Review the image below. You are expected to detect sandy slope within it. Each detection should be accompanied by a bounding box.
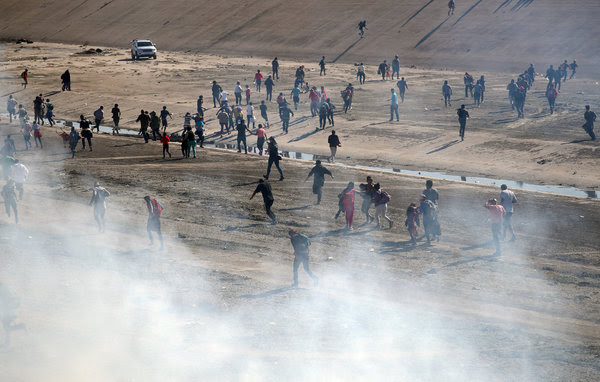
[2,0,600,75]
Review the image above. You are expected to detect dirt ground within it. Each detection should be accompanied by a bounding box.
[1,42,598,190]
[0,42,599,381]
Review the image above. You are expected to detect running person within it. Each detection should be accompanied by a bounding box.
[305,160,333,205]
[89,181,110,232]
[250,179,277,224]
[289,229,318,287]
[111,104,121,135]
[144,196,164,249]
[1,180,18,224]
[264,137,284,181]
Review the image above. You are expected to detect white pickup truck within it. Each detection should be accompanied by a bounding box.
[131,39,157,60]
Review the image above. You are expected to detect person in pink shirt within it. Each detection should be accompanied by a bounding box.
[255,124,267,155]
[254,70,263,92]
[341,182,359,230]
[309,87,320,117]
[484,198,506,255]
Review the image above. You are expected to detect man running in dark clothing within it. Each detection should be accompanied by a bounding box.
[250,179,277,224]
[272,57,279,80]
[144,196,164,249]
[583,105,596,141]
[136,109,151,143]
[289,229,318,287]
[305,160,333,204]
[396,77,408,102]
[358,20,367,37]
[457,104,469,141]
[569,60,578,79]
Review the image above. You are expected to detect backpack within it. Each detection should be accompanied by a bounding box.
[150,199,163,217]
[423,200,437,218]
[380,191,391,204]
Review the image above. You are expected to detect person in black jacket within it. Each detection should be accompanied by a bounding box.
[328,130,341,162]
[457,104,470,141]
[305,160,333,204]
[250,179,277,224]
[289,229,318,287]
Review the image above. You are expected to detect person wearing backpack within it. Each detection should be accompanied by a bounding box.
[305,160,333,205]
[419,194,439,244]
[318,102,330,129]
[289,229,318,287]
[373,183,393,229]
[144,196,164,249]
[45,99,55,127]
[93,106,104,133]
[89,181,110,232]
[546,83,558,114]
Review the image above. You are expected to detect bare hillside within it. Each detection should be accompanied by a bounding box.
[2,0,600,74]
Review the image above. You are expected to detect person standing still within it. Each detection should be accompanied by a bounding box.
[250,179,277,224]
[289,229,318,287]
[319,56,326,76]
[272,57,279,80]
[499,184,517,242]
[457,104,469,141]
[111,104,121,135]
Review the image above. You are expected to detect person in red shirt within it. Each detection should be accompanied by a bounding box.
[254,70,263,92]
[309,87,320,117]
[341,182,359,230]
[484,198,506,255]
[160,134,171,158]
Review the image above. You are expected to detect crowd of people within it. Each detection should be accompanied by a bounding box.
[0,45,591,287]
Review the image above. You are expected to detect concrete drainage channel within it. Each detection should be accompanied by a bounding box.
[2,114,597,199]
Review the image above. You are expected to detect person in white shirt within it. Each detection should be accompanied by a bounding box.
[89,181,110,232]
[499,184,517,241]
[234,81,243,105]
[246,102,256,129]
[219,91,228,107]
[11,160,28,200]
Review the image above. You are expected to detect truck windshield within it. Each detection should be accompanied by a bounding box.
[137,42,153,47]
